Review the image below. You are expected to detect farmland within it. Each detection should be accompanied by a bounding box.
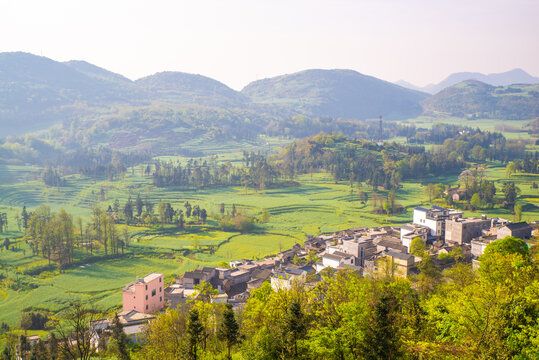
[0,129,538,328]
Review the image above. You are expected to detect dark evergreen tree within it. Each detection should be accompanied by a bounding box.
[21,206,29,230]
[200,209,207,224]
[187,309,204,360]
[123,197,133,224]
[361,290,402,360]
[218,304,240,360]
[282,301,306,358]
[185,201,192,218]
[110,313,130,360]
[135,194,143,217]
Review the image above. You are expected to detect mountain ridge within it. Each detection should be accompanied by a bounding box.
[422,79,539,119]
[398,68,539,94]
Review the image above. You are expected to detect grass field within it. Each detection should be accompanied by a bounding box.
[0,132,538,328]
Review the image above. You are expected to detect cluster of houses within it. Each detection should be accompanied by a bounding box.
[91,205,536,345]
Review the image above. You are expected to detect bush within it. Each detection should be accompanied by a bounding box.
[219,215,255,233]
[20,312,49,330]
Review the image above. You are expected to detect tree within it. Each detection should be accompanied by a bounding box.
[218,304,240,360]
[502,182,520,209]
[514,203,522,222]
[113,199,120,213]
[135,194,144,217]
[410,237,426,255]
[139,309,189,360]
[282,300,306,358]
[200,209,207,224]
[187,309,204,360]
[56,300,97,360]
[360,289,402,360]
[185,201,192,218]
[110,313,130,360]
[220,203,225,215]
[123,197,133,225]
[470,193,481,210]
[21,206,29,230]
[425,183,435,202]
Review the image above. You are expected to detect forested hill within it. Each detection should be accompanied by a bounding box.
[241,69,429,119]
[135,71,248,108]
[0,52,144,134]
[0,53,430,136]
[422,80,539,119]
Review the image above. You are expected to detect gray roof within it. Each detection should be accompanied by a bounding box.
[415,207,429,212]
[505,222,532,231]
[324,253,346,262]
[431,205,446,211]
[385,251,413,260]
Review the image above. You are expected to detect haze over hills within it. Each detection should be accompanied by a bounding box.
[0,53,430,136]
[422,79,539,119]
[241,69,429,119]
[135,71,248,108]
[397,68,539,94]
[1,52,539,139]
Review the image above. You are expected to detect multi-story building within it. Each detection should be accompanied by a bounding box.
[400,223,430,250]
[445,216,491,245]
[413,206,462,239]
[122,273,164,314]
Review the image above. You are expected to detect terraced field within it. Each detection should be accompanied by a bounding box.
[0,150,538,328]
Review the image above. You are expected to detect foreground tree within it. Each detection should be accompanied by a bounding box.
[56,300,97,360]
[110,313,130,360]
[187,309,204,360]
[218,304,240,360]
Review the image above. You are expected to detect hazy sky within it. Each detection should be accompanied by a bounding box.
[1,0,538,90]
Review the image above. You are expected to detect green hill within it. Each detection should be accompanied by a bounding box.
[135,71,248,108]
[241,69,429,120]
[421,80,539,119]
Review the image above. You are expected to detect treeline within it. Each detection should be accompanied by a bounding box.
[25,206,76,266]
[104,196,210,229]
[42,167,66,187]
[506,153,539,175]
[152,155,287,190]
[265,114,416,140]
[55,147,152,180]
[132,236,537,360]
[274,133,464,190]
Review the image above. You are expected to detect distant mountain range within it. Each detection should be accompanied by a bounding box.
[397,68,539,94]
[422,80,539,119]
[0,52,538,137]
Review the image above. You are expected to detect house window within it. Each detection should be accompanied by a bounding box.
[152,289,156,297]
[146,295,148,300]
[160,296,162,302]
[160,287,162,292]
[146,305,148,310]
[145,285,148,290]
[159,277,162,283]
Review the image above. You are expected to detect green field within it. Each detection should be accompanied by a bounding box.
[1,132,538,328]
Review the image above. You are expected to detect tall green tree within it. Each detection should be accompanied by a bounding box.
[187,309,204,360]
[218,304,240,360]
[110,313,130,360]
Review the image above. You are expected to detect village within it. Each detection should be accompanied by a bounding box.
[88,205,536,345]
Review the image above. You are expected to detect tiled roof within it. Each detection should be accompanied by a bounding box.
[505,222,531,231]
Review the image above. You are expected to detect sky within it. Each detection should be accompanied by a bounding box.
[1,0,538,90]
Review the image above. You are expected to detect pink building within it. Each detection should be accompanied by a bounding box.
[122,273,164,314]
